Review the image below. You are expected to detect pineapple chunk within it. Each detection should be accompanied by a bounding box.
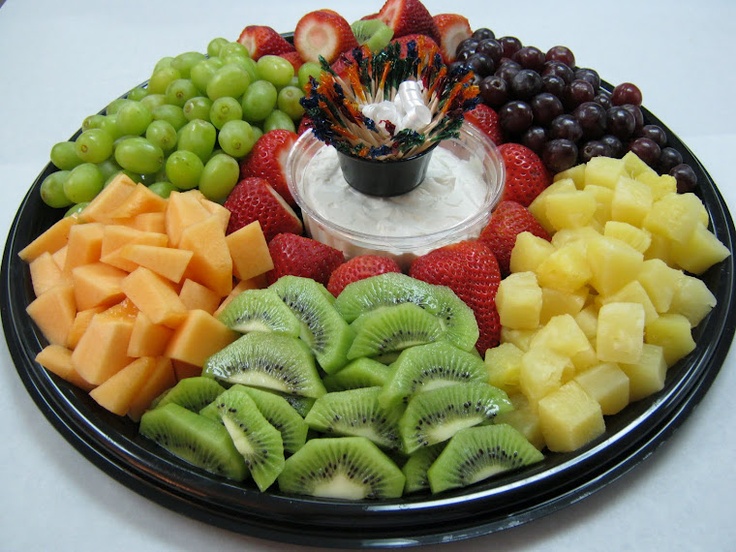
[519,347,572,404]
[644,232,673,265]
[596,302,645,364]
[585,184,614,227]
[509,231,556,274]
[596,280,659,325]
[553,163,586,188]
[530,314,593,359]
[540,286,589,324]
[587,236,644,296]
[500,327,538,351]
[584,156,627,189]
[574,304,599,342]
[645,314,696,367]
[551,225,601,248]
[528,178,577,233]
[619,343,667,401]
[642,192,707,243]
[622,150,658,180]
[669,274,717,327]
[485,342,525,394]
[670,223,730,275]
[574,362,630,415]
[538,380,605,452]
[636,171,677,200]
[637,258,683,313]
[603,221,652,253]
[536,241,592,293]
[496,272,542,330]
[545,189,598,230]
[495,393,545,450]
[611,176,653,227]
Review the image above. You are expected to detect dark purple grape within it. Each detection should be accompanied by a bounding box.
[530,92,564,125]
[670,163,698,193]
[512,46,546,72]
[572,101,607,139]
[477,38,504,64]
[479,75,509,108]
[580,140,613,163]
[472,28,495,41]
[629,137,662,167]
[564,79,596,109]
[611,82,642,106]
[543,138,579,172]
[541,74,566,98]
[638,124,668,147]
[521,126,547,154]
[495,59,522,83]
[456,49,475,62]
[498,100,534,135]
[549,114,583,142]
[593,91,612,110]
[456,38,479,57]
[606,106,637,139]
[658,146,684,174]
[600,134,625,158]
[545,45,576,68]
[510,69,543,100]
[466,53,495,78]
[574,68,601,91]
[620,104,644,131]
[541,60,575,84]
[498,36,522,59]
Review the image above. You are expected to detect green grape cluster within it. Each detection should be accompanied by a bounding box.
[41,37,320,212]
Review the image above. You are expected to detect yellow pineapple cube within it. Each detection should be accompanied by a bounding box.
[636,171,677,201]
[637,258,683,313]
[603,220,652,253]
[495,393,545,450]
[540,285,589,324]
[584,156,627,189]
[619,343,667,401]
[585,184,614,227]
[536,241,592,293]
[509,231,556,274]
[574,362,630,415]
[670,223,730,275]
[538,380,605,452]
[574,304,599,341]
[669,274,717,327]
[530,314,593,359]
[642,192,708,243]
[645,314,696,367]
[528,178,577,233]
[484,342,524,396]
[550,225,601,248]
[596,302,645,364]
[596,280,659,325]
[611,176,653,227]
[622,150,658,180]
[553,163,586,188]
[571,346,600,373]
[644,232,673,265]
[545,189,598,230]
[519,347,572,404]
[500,327,538,351]
[587,236,644,296]
[496,272,542,330]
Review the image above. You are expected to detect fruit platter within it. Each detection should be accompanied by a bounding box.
[2,0,735,549]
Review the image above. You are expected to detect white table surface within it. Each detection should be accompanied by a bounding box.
[2,1,735,550]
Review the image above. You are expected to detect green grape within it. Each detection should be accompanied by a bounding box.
[116,101,153,136]
[256,55,295,88]
[64,163,104,203]
[206,63,251,100]
[207,37,229,58]
[114,137,164,175]
[217,119,257,158]
[198,153,239,201]
[263,109,296,133]
[153,56,175,73]
[65,202,89,218]
[209,96,242,129]
[83,113,121,139]
[106,97,131,115]
[152,104,188,130]
[183,96,213,122]
[251,125,263,143]
[148,66,182,95]
[240,56,260,83]
[50,141,83,170]
[75,128,114,163]
[218,41,249,59]
[297,61,322,90]
[95,157,122,181]
[177,118,216,161]
[241,80,278,123]
[147,181,178,198]
[171,51,207,79]
[165,150,204,190]
[165,78,199,107]
[145,119,178,153]
[127,86,148,101]
[140,93,167,112]
[190,57,223,93]
[277,85,305,120]
[40,170,72,208]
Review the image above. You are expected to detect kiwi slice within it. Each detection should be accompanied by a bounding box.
[351,18,394,53]
[139,402,247,481]
[323,357,393,391]
[304,387,404,451]
[429,285,480,351]
[379,341,489,408]
[270,275,354,374]
[402,442,446,494]
[151,376,226,413]
[217,288,301,336]
[399,382,513,454]
[348,302,444,360]
[205,384,285,491]
[426,424,545,494]
[277,436,406,500]
[202,332,326,398]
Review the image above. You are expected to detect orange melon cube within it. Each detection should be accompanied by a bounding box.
[89,356,160,416]
[67,306,106,349]
[18,215,79,262]
[127,356,177,421]
[226,220,274,281]
[198,196,231,232]
[107,183,168,220]
[29,251,65,296]
[26,283,76,346]
[172,359,203,381]
[165,309,239,367]
[165,191,211,247]
[35,344,94,391]
[179,214,233,298]
[178,278,221,314]
[79,173,137,224]
[119,243,193,283]
[71,262,128,311]
[71,311,135,385]
[99,225,169,272]
[129,211,167,234]
[121,266,188,328]
[127,311,175,357]
[62,222,105,276]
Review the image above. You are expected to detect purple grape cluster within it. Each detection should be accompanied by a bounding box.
[451,28,697,192]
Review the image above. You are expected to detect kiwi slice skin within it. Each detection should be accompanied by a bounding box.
[217,288,301,337]
[139,402,247,481]
[240,386,309,454]
[323,357,392,392]
[426,424,544,494]
[277,436,406,500]
[402,442,446,494]
[351,18,394,52]
[151,376,226,413]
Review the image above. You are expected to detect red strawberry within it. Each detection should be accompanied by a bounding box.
[266,233,345,286]
[326,255,402,297]
[281,50,304,71]
[239,129,299,207]
[478,200,551,276]
[294,10,359,64]
[378,0,440,43]
[297,115,314,135]
[432,13,472,63]
[223,177,303,242]
[409,240,502,353]
[237,25,296,60]
[464,103,504,146]
[498,143,552,207]
[330,47,360,77]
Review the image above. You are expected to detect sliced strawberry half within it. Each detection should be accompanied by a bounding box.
[432,13,472,63]
[326,254,402,297]
[377,0,440,43]
[266,233,346,286]
[239,129,299,207]
[237,25,296,60]
[465,103,504,146]
[294,10,359,64]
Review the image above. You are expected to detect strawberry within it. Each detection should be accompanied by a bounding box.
[478,200,551,276]
[409,240,502,353]
[498,142,552,207]
[464,103,504,146]
[294,10,359,64]
[237,25,296,60]
[281,50,304,71]
[297,115,314,135]
[239,129,299,207]
[266,233,345,286]
[223,177,303,242]
[377,0,440,43]
[326,255,402,297]
[432,13,472,63]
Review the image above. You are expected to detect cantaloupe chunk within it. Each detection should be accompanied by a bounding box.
[119,243,193,283]
[127,357,177,421]
[121,266,188,328]
[198,195,231,232]
[89,356,160,415]
[35,344,94,391]
[71,262,128,311]
[26,283,76,346]
[178,214,233,297]
[67,306,105,349]
[79,173,137,223]
[226,220,274,281]
[127,311,175,357]
[18,215,79,262]
[52,244,67,270]
[165,309,239,367]
[178,278,221,314]
[71,311,135,385]
[29,251,65,296]
[172,359,203,381]
[62,222,105,276]
[99,225,169,272]
[165,190,211,247]
[127,211,166,234]
[107,183,168,220]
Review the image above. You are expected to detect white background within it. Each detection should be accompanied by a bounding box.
[1,1,735,550]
